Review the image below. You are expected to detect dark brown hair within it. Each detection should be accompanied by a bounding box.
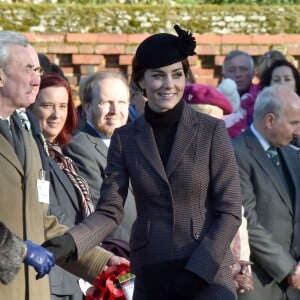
[260,59,300,96]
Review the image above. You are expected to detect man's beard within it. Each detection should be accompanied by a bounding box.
[97,123,115,138]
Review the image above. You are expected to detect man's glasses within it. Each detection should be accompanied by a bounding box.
[24,65,44,76]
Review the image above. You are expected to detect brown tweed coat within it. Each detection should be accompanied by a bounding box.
[69,103,242,300]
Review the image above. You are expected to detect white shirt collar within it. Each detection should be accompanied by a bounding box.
[250,123,271,152]
[86,120,110,147]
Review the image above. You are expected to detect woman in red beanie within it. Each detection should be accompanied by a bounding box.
[43,25,242,300]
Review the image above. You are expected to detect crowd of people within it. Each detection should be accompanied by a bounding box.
[1,25,300,300]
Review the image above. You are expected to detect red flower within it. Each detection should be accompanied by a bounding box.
[86,264,131,300]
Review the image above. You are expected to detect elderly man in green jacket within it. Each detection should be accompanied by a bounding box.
[0,31,128,300]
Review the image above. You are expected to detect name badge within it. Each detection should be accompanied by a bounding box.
[37,169,50,204]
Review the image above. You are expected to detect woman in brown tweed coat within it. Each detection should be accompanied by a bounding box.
[45,25,242,300]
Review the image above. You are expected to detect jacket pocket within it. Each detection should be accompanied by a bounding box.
[130,219,151,251]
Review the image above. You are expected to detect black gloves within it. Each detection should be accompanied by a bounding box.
[42,233,76,263]
[164,269,207,299]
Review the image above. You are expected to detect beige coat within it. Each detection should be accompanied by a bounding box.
[0,122,112,300]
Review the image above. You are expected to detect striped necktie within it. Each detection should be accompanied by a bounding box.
[267,146,280,167]
[18,111,32,134]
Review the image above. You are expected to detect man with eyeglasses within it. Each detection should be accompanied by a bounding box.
[221,50,261,138]
[0,30,55,300]
[0,31,128,300]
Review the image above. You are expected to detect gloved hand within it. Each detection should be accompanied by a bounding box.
[42,233,76,263]
[24,240,55,279]
[164,269,207,299]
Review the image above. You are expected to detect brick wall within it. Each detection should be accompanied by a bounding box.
[24,32,300,87]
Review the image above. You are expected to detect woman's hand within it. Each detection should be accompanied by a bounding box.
[103,255,130,272]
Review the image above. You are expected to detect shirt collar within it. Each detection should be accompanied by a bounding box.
[0,115,11,124]
[250,123,271,152]
[86,119,110,147]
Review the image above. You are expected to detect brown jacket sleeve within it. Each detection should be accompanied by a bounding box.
[43,210,113,283]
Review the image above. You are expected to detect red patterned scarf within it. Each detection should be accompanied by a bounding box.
[47,141,95,217]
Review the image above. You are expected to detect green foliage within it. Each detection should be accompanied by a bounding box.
[1,3,300,34]
[13,0,300,3]
[26,0,300,3]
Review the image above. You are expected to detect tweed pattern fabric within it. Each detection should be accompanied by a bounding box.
[63,122,136,243]
[69,103,242,299]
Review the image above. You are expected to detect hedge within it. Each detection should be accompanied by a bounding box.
[0,3,300,34]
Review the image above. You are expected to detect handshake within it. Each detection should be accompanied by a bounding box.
[24,240,55,280]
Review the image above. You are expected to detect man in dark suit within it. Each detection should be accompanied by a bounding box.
[63,70,136,245]
[0,30,128,300]
[233,84,300,299]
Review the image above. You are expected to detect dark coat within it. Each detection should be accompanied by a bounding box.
[69,104,242,300]
[233,128,300,300]
[27,110,83,299]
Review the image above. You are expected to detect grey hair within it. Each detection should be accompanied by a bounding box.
[0,31,28,68]
[223,50,254,73]
[83,70,129,106]
[253,85,283,121]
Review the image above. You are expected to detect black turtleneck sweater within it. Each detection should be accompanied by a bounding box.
[144,100,183,168]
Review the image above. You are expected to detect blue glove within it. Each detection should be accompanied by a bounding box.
[24,240,55,279]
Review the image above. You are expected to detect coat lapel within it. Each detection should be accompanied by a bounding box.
[0,132,24,175]
[23,130,40,180]
[135,117,168,183]
[82,123,108,159]
[166,105,197,177]
[48,158,81,212]
[91,136,108,159]
[245,131,293,213]
[134,105,198,182]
